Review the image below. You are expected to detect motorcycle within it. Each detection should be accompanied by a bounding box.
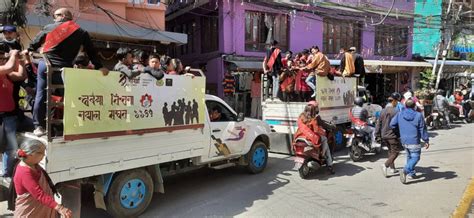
[292,120,336,179]
[465,99,474,123]
[425,109,452,130]
[345,117,381,162]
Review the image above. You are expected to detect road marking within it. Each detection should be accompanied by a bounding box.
[452,177,474,218]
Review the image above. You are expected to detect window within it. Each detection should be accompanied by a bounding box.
[245,11,288,52]
[375,25,409,57]
[323,19,361,55]
[180,22,196,55]
[169,21,196,56]
[201,12,219,53]
[205,101,236,122]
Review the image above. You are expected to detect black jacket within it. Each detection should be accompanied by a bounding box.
[354,53,365,77]
[266,47,282,76]
[375,104,400,139]
[28,22,103,69]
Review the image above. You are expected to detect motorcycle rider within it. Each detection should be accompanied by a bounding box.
[350,97,378,150]
[433,89,451,128]
[294,100,336,174]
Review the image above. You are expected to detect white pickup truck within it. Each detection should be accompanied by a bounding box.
[3,66,272,217]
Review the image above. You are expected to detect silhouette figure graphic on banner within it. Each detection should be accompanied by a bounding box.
[163,98,200,126]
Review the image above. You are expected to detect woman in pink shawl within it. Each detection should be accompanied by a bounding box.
[12,140,72,218]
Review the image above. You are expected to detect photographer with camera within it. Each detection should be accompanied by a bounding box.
[1,25,36,132]
[0,44,26,183]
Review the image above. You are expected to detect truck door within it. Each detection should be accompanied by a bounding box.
[206,100,246,158]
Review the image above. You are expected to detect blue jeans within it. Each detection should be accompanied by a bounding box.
[33,60,48,129]
[1,115,18,177]
[33,60,64,129]
[404,147,421,176]
[272,75,279,99]
[305,75,316,91]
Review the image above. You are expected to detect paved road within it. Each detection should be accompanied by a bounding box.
[1,123,473,217]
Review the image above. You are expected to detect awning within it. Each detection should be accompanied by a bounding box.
[425,60,474,67]
[328,59,432,67]
[226,60,263,71]
[26,14,187,44]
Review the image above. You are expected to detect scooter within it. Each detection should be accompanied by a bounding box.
[345,118,381,162]
[292,138,328,179]
[292,121,335,179]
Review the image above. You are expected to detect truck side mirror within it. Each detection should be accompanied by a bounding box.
[237,112,245,122]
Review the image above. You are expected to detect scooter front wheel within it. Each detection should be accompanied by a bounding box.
[298,160,311,179]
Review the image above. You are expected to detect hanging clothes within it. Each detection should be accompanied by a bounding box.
[223,72,235,96]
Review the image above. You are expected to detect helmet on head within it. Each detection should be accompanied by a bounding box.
[437,89,446,96]
[354,97,364,107]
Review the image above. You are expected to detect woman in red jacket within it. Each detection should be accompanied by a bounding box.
[294,101,335,174]
[12,140,72,218]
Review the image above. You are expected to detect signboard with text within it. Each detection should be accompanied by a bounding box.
[316,77,357,108]
[63,68,206,140]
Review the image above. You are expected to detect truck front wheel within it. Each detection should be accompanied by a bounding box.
[106,169,154,218]
[246,141,268,174]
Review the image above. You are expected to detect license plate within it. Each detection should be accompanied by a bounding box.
[432,112,438,116]
[294,156,305,163]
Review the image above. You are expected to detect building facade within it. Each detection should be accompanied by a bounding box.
[19,0,186,68]
[167,0,418,104]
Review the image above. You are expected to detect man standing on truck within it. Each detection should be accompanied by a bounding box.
[26,7,108,136]
[339,47,355,77]
[349,47,365,84]
[375,92,403,177]
[304,46,330,98]
[262,40,282,100]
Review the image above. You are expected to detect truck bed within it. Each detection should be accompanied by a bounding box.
[27,128,208,184]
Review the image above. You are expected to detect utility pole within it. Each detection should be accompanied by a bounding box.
[434,0,456,90]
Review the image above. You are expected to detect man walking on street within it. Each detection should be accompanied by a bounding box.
[390,99,430,184]
[375,92,403,177]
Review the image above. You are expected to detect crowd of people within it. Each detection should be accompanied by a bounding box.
[0,6,197,217]
[262,40,365,102]
[295,91,430,183]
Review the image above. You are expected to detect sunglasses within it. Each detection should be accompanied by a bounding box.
[54,13,64,18]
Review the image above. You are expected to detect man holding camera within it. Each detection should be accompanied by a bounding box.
[0,44,26,182]
[25,8,108,136]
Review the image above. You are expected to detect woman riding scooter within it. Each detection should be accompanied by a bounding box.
[294,100,336,175]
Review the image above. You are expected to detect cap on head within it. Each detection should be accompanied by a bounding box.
[2,25,17,33]
[388,92,401,101]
